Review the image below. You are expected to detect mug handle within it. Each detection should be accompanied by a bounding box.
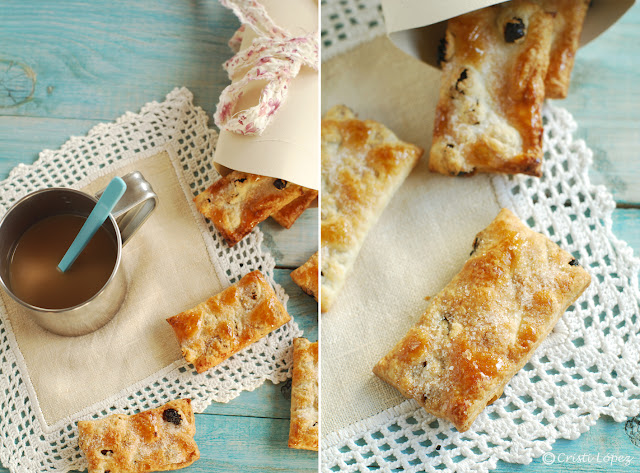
[95,171,158,246]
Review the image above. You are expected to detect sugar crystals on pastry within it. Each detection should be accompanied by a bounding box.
[430,0,554,177]
[194,171,306,246]
[288,337,319,451]
[77,398,199,473]
[321,105,423,312]
[167,270,291,373]
[374,208,591,432]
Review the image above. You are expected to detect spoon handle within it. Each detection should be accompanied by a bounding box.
[57,177,127,273]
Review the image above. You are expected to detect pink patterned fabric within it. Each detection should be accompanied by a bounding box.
[215,0,318,135]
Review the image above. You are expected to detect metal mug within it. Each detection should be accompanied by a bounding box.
[0,171,158,336]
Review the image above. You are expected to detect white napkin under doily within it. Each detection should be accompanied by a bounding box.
[0,88,302,473]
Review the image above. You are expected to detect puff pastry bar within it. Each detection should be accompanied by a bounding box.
[430,1,554,177]
[166,270,291,373]
[321,105,423,312]
[537,0,589,99]
[194,171,305,246]
[288,338,319,451]
[291,252,319,301]
[374,208,591,432]
[272,188,318,229]
[77,398,199,473]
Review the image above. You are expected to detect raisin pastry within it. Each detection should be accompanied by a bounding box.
[430,0,554,177]
[321,105,423,312]
[166,270,291,373]
[537,0,590,99]
[288,338,319,451]
[194,171,306,246]
[374,208,591,432]
[77,399,199,473]
[272,188,318,229]
[290,252,319,301]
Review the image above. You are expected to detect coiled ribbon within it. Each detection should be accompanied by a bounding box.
[215,0,319,135]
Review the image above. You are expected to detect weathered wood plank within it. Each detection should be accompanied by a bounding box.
[261,209,319,269]
[611,208,640,256]
[0,116,102,180]
[563,8,640,204]
[190,415,317,472]
[0,0,238,121]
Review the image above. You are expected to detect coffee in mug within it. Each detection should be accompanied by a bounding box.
[0,171,158,336]
[9,214,118,310]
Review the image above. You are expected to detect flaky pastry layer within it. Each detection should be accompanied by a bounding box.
[321,105,423,312]
[288,338,319,451]
[374,208,591,432]
[291,252,319,302]
[77,399,199,473]
[194,171,305,246]
[167,271,291,373]
[430,0,554,177]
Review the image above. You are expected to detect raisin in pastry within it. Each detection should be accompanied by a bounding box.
[77,399,199,473]
[194,171,306,246]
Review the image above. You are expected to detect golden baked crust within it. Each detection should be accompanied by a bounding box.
[291,252,319,301]
[272,188,318,229]
[77,399,199,473]
[373,208,591,432]
[430,1,554,177]
[194,171,305,246]
[166,271,291,373]
[538,0,589,99]
[321,105,423,312]
[288,338,319,451]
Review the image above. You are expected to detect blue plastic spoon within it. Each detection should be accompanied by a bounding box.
[57,177,127,273]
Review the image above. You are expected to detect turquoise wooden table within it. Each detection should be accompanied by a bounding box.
[0,1,317,472]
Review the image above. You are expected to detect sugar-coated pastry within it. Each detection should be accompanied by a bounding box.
[321,105,423,312]
[374,208,591,432]
[272,188,318,229]
[537,0,589,99]
[430,0,554,177]
[194,171,305,246]
[167,271,291,373]
[288,338,319,451]
[77,399,199,473]
[291,252,319,302]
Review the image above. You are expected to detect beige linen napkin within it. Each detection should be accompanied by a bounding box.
[321,37,502,436]
[0,151,224,425]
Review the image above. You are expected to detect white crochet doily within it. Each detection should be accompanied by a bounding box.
[321,0,385,62]
[321,2,640,472]
[0,87,303,473]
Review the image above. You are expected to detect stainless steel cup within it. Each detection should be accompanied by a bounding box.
[0,172,158,336]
